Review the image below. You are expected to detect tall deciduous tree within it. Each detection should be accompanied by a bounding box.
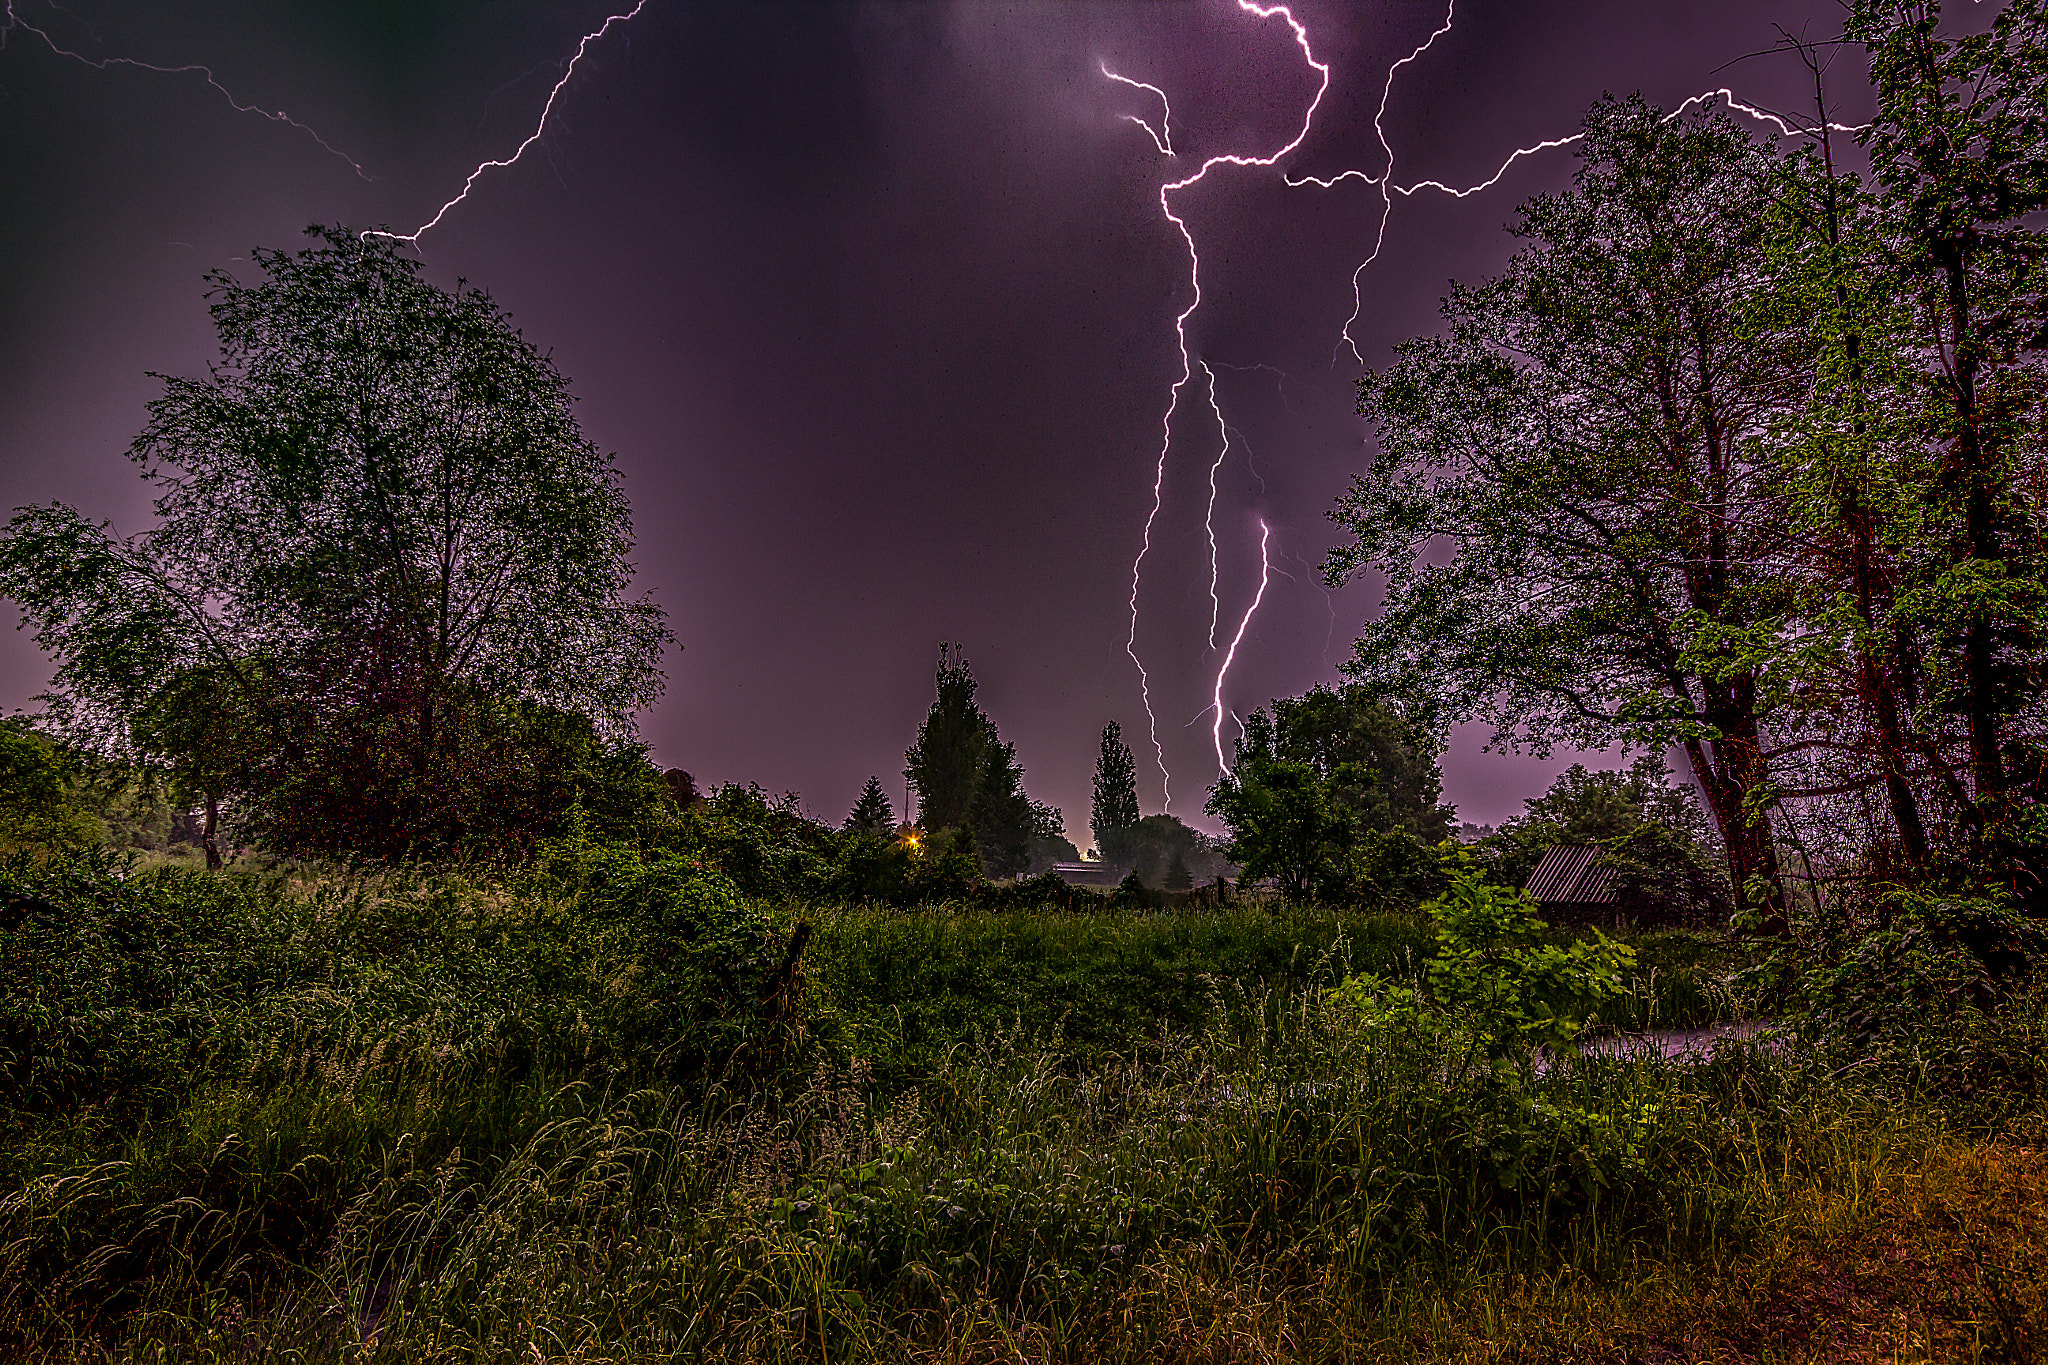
[1853,0,2048,866]
[1091,721,1141,862]
[1261,685,1454,844]
[1328,98,1816,933]
[1207,711,1355,900]
[0,227,671,857]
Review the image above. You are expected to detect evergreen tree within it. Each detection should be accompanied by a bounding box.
[1163,849,1194,892]
[969,738,1034,878]
[1091,721,1141,862]
[903,645,994,833]
[901,644,1042,876]
[844,775,896,837]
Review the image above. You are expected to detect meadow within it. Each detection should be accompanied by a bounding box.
[4,846,2044,1363]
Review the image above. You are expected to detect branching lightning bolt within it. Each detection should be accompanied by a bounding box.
[366,0,649,245]
[1111,5,1871,802]
[1284,0,1457,365]
[1211,518,1271,775]
[1116,0,1327,815]
[1100,61,1175,156]
[1,0,369,179]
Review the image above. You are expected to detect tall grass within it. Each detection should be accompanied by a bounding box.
[1,853,2038,1361]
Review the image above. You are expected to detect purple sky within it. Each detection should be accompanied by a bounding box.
[0,0,1873,846]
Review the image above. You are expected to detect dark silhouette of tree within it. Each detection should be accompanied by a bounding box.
[0,227,670,860]
[969,739,1034,878]
[1091,721,1141,863]
[844,775,896,837]
[1163,849,1194,892]
[904,645,993,834]
[902,645,1040,877]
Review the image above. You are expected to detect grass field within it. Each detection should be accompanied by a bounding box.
[2,852,2042,1361]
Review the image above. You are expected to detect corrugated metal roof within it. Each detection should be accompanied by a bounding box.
[1523,844,1617,905]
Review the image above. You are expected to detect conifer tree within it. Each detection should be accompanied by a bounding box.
[903,645,993,833]
[844,775,895,837]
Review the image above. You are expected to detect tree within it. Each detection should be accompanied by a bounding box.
[1476,755,1730,925]
[904,645,993,834]
[844,775,896,837]
[902,645,1041,877]
[0,227,671,859]
[1850,0,2048,881]
[1329,98,1816,934]
[1091,721,1141,862]
[1026,799,1078,875]
[1263,684,1454,843]
[968,737,1034,878]
[0,722,100,853]
[1207,714,1354,900]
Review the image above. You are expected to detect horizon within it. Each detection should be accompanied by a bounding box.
[0,0,1875,843]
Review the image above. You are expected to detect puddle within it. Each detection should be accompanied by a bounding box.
[1578,1020,1768,1062]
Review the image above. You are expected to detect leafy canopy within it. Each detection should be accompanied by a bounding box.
[0,227,671,857]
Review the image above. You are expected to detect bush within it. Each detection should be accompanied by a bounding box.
[1334,862,1635,1058]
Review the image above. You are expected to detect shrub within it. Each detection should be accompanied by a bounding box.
[1334,862,1635,1058]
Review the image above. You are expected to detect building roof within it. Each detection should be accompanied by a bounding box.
[1523,844,1617,905]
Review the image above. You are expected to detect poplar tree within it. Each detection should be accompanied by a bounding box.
[1091,721,1141,861]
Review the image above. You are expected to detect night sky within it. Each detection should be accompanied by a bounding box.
[0,0,1871,846]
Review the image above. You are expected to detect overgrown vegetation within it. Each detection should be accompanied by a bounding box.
[5,4,2048,1356]
[1,843,2041,1362]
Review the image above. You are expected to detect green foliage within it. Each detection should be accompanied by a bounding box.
[0,227,670,862]
[1208,692,1453,904]
[1330,95,1813,928]
[0,723,101,853]
[928,825,983,898]
[1335,863,1636,1057]
[1475,756,1731,926]
[967,737,1033,878]
[902,647,1039,878]
[1209,755,1349,899]
[7,852,1947,1361]
[1266,683,1454,843]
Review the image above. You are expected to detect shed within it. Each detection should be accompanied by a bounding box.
[1053,861,1121,889]
[1522,844,1618,918]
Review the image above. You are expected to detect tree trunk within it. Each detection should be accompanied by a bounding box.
[202,793,223,871]
[1685,689,1786,938]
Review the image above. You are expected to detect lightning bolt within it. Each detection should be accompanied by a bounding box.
[366,1,649,245]
[1199,359,1232,649]
[1117,0,1328,815]
[1100,61,1175,156]
[1,0,369,179]
[1286,0,1457,365]
[1211,518,1271,775]
[1112,4,1877,802]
